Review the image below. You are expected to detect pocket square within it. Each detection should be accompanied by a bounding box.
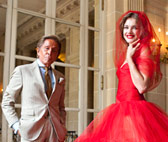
[58,77,64,84]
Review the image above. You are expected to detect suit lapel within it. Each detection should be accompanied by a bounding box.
[32,60,48,100]
[52,69,58,94]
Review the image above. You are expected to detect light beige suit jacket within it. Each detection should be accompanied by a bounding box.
[1,60,66,141]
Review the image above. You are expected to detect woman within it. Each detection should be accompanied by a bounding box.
[75,11,168,142]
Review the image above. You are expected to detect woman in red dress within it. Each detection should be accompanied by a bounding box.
[75,11,168,142]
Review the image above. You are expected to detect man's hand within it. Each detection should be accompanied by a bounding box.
[17,130,21,136]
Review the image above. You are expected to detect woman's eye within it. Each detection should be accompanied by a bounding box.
[132,26,138,29]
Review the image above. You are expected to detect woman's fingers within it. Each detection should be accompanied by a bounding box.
[131,38,140,46]
[134,42,140,50]
[127,40,140,58]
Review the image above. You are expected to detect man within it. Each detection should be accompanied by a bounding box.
[1,35,66,142]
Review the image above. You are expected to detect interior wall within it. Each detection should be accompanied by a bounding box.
[144,0,168,112]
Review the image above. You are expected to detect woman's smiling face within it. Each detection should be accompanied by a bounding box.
[123,18,141,44]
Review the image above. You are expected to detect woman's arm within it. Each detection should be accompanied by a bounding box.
[126,39,150,94]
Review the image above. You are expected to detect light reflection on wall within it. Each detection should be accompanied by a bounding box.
[58,53,65,62]
[0,88,3,94]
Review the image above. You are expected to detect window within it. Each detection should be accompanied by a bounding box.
[0,0,104,141]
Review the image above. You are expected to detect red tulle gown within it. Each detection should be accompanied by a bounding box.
[75,63,168,142]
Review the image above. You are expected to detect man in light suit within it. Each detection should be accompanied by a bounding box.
[1,35,66,142]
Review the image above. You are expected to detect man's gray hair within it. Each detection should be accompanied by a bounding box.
[37,35,61,54]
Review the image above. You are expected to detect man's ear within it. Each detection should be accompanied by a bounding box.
[36,47,39,53]
[36,47,40,58]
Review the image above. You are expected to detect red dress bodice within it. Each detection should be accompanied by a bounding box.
[116,63,145,102]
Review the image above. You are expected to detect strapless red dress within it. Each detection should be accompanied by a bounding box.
[75,63,168,142]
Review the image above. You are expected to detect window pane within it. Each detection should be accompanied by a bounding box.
[56,22,80,65]
[16,12,45,58]
[56,0,80,23]
[87,112,98,125]
[0,7,6,53]
[65,67,79,108]
[66,111,78,141]
[88,30,99,68]
[18,0,46,14]
[88,0,100,28]
[0,0,7,5]
[55,66,79,108]
[87,70,99,109]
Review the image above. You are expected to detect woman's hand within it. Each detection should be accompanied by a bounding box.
[126,39,140,60]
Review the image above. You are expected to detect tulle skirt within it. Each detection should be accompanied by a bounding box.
[75,100,168,142]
